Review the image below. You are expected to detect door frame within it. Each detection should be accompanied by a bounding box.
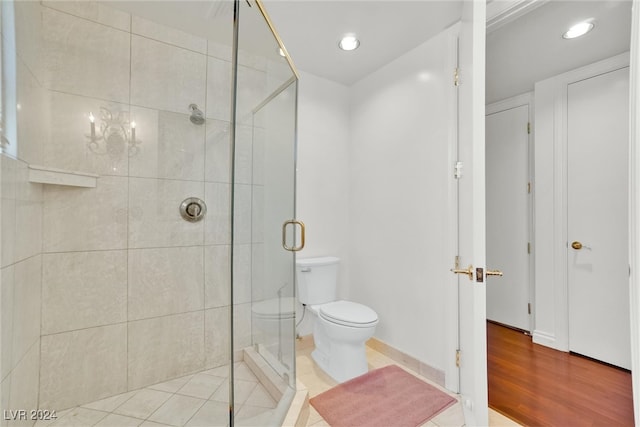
[629,0,640,422]
[532,52,629,351]
[485,92,534,333]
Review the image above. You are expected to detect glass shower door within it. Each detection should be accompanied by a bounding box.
[231,0,299,425]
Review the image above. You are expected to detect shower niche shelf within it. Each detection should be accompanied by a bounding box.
[28,164,98,188]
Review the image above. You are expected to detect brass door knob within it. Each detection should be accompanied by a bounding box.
[451,264,474,281]
[571,241,583,250]
[487,269,503,277]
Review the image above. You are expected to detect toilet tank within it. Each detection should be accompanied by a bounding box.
[296,257,339,305]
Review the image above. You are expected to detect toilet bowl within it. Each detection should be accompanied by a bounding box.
[309,300,378,383]
[251,296,297,339]
[251,297,298,370]
[296,257,379,383]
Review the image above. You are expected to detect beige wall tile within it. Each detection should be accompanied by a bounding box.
[42,250,127,335]
[204,183,231,245]
[204,119,231,184]
[204,245,230,309]
[205,307,230,369]
[128,178,204,249]
[1,155,17,268]
[233,244,251,305]
[1,266,14,380]
[251,244,265,302]
[251,186,264,244]
[205,56,232,122]
[39,324,127,410]
[128,247,204,320]
[14,162,42,263]
[236,65,267,126]
[7,342,40,427]
[43,176,128,252]
[128,312,205,390]
[131,36,206,114]
[42,8,130,103]
[234,125,253,185]
[41,1,130,31]
[14,1,44,84]
[16,59,47,167]
[132,16,206,54]
[128,108,206,181]
[45,91,130,176]
[12,256,41,366]
[1,375,10,427]
[207,41,232,62]
[232,184,251,245]
[233,303,252,351]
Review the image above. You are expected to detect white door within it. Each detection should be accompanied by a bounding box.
[486,104,530,331]
[453,1,488,424]
[567,66,631,370]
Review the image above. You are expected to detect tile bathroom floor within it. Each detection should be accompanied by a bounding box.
[296,340,522,427]
[34,362,277,427]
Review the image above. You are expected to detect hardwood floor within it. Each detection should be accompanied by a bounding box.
[487,321,634,426]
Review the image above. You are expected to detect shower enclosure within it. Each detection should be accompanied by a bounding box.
[0,0,300,426]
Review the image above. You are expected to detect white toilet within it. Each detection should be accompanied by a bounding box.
[296,256,379,383]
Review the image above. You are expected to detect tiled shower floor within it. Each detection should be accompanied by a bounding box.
[34,362,278,427]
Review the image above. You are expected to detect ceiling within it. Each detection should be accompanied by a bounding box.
[486,0,632,104]
[110,0,632,99]
[263,1,463,86]
[264,0,632,97]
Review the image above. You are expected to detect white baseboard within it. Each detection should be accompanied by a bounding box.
[532,330,557,349]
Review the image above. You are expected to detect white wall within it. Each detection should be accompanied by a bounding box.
[348,28,455,372]
[296,71,350,297]
[296,28,456,373]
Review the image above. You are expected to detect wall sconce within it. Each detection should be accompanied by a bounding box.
[86,107,141,158]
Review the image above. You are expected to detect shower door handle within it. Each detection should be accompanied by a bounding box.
[282,220,305,252]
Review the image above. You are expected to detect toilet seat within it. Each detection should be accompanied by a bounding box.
[318,300,378,328]
[251,297,297,319]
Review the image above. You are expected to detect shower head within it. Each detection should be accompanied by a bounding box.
[189,104,205,125]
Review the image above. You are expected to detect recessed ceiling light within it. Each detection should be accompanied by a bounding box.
[339,35,360,51]
[562,21,595,39]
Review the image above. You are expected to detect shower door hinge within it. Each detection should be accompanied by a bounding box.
[528,303,532,315]
[527,242,531,254]
[527,122,531,134]
[455,349,461,367]
[454,68,460,86]
[454,161,463,179]
[527,182,531,194]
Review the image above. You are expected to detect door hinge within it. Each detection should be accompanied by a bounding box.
[454,68,460,86]
[454,161,463,179]
[455,349,461,367]
[527,242,531,254]
[528,303,532,315]
[527,182,531,194]
[527,122,531,134]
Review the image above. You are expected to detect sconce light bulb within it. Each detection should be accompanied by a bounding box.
[89,112,95,123]
[131,121,136,129]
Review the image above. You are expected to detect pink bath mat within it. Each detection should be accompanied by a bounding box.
[309,365,457,427]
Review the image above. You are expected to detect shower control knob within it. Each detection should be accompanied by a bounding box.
[180,197,207,222]
[186,203,201,217]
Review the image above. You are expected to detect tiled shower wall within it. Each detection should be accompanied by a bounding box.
[1,1,47,425]
[2,0,270,417]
